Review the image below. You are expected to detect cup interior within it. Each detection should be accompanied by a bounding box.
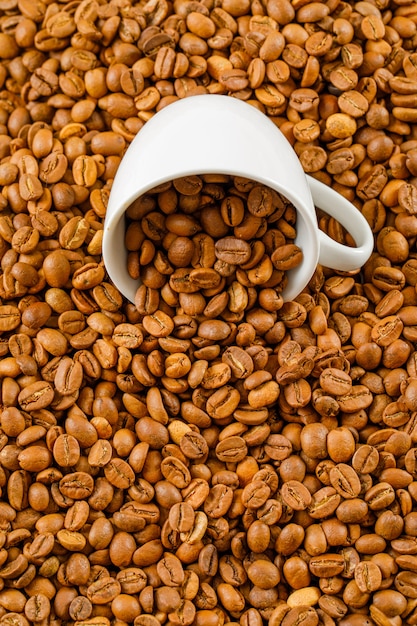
[103,172,320,304]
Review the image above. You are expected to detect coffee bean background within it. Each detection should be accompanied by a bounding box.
[0,0,417,625]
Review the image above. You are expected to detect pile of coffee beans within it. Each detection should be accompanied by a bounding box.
[1,0,417,624]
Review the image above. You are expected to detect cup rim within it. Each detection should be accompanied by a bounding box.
[104,167,319,230]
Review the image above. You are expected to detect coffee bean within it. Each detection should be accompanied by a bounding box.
[169,502,195,532]
[24,593,50,622]
[271,244,303,271]
[104,458,135,489]
[215,236,252,265]
[87,576,121,605]
[59,472,94,499]
[53,433,80,467]
[241,480,270,509]
[157,553,185,586]
[180,431,208,460]
[18,381,54,411]
[329,464,361,499]
[281,479,312,510]
[355,561,382,593]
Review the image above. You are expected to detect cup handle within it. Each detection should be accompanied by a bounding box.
[306,175,374,271]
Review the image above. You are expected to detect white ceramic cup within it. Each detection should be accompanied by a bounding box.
[103,94,374,302]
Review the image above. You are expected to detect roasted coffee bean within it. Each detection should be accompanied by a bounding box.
[329,464,361,499]
[355,561,382,593]
[281,479,312,510]
[215,436,248,462]
[59,472,94,499]
[169,502,195,532]
[215,236,252,265]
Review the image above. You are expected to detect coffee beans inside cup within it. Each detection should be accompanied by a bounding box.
[125,175,303,314]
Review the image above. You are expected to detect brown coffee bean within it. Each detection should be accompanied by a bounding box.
[338,90,369,118]
[39,152,68,183]
[69,596,93,621]
[320,368,352,395]
[361,15,385,40]
[247,559,280,589]
[265,434,292,460]
[168,502,195,532]
[161,456,191,488]
[215,237,252,265]
[143,310,175,338]
[24,593,50,621]
[241,480,271,509]
[18,381,54,411]
[309,553,345,577]
[91,131,126,156]
[355,561,382,593]
[271,244,303,271]
[336,385,373,413]
[65,501,90,532]
[371,315,403,346]
[0,305,21,331]
[72,263,106,290]
[308,486,341,519]
[10,261,39,287]
[326,427,356,463]
[59,472,94,499]
[215,436,248,462]
[87,576,121,605]
[203,484,233,518]
[54,358,83,396]
[104,458,135,489]
[281,479,312,510]
[53,433,80,467]
[352,444,379,474]
[59,216,89,250]
[157,553,185,586]
[281,607,318,626]
[329,464,361,499]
